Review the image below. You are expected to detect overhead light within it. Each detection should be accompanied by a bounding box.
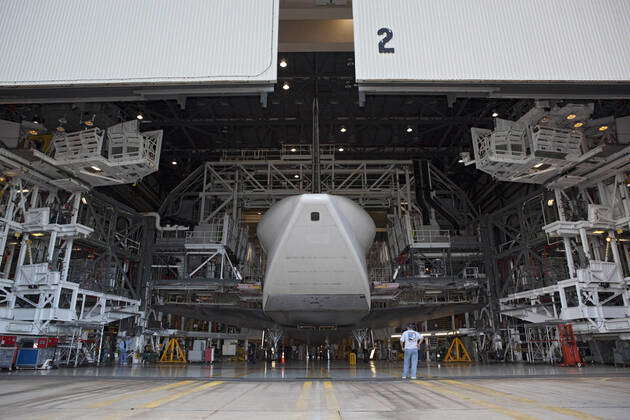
[338,147,344,152]
[391,334,402,339]
[290,147,297,152]
[598,125,609,132]
[279,58,288,68]
[0,177,5,182]
[31,233,45,237]
[573,122,584,128]
[406,126,413,133]
[171,161,178,166]
[458,159,465,163]
[32,117,39,124]
[282,82,290,90]
[17,189,29,193]
[294,174,300,179]
[593,230,606,234]
[547,199,555,207]
[533,162,544,168]
[8,242,18,246]
[90,165,102,172]
[257,212,262,215]
[606,237,612,243]
[83,120,94,127]
[566,114,577,120]
[492,112,499,118]
[27,129,38,135]
[339,126,347,133]
[56,126,65,132]
[81,197,87,205]
[136,113,144,120]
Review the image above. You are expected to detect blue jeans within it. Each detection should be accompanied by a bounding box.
[403,348,418,378]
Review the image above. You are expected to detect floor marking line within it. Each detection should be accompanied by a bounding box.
[140,381,223,409]
[441,379,604,420]
[295,381,312,410]
[87,380,193,408]
[413,380,540,420]
[323,381,342,419]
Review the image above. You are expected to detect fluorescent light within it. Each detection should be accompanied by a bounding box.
[290,148,297,152]
[566,114,577,120]
[593,230,606,234]
[31,233,44,237]
[391,334,401,339]
[279,58,288,68]
[282,82,290,90]
[547,199,555,207]
[81,197,87,205]
[598,125,609,132]
[573,122,584,128]
[17,189,29,193]
[492,112,499,118]
[533,162,544,168]
[458,159,465,163]
[90,166,102,172]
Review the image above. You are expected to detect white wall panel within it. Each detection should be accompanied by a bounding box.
[354,0,630,83]
[0,0,278,86]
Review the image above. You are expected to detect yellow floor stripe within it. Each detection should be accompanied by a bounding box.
[88,380,193,408]
[323,381,341,420]
[295,381,312,410]
[140,381,223,409]
[441,379,604,420]
[414,380,540,420]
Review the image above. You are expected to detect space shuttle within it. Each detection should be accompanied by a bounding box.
[159,194,479,337]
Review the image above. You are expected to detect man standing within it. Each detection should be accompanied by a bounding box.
[400,324,423,379]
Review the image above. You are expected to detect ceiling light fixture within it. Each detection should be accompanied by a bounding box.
[136,113,144,120]
[27,129,38,135]
[533,162,544,168]
[340,126,347,133]
[458,159,465,163]
[573,122,584,128]
[90,165,102,172]
[171,161,178,166]
[290,147,297,152]
[282,82,290,90]
[338,147,344,152]
[406,126,413,133]
[17,189,29,193]
[279,58,288,68]
[592,230,606,234]
[294,174,300,179]
[547,199,555,207]
[81,197,87,205]
[492,112,499,118]
[56,126,65,132]
[598,125,609,132]
[31,232,45,237]
[566,114,577,120]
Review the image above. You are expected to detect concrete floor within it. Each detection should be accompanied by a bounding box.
[1,363,630,419]
[1,374,629,419]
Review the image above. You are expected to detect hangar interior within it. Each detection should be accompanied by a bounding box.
[1,1,630,417]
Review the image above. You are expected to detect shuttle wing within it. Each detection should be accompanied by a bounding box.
[356,303,483,330]
[157,304,277,330]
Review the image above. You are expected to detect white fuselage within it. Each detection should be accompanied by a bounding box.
[257,194,375,327]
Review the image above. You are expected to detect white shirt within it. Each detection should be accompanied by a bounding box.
[400,329,423,350]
